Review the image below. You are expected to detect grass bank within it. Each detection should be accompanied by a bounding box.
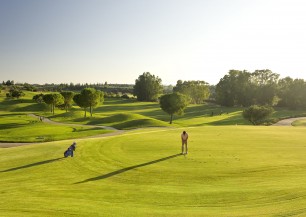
[1,126,306,216]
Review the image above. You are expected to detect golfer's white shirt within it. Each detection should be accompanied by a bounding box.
[181,133,188,141]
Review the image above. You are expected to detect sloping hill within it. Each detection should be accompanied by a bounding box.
[1,126,306,216]
[88,113,170,129]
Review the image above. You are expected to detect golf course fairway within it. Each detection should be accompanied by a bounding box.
[1,125,306,216]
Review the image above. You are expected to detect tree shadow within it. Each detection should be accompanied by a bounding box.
[75,153,182,184]
[0,123,28,130]
[1,157,64,172]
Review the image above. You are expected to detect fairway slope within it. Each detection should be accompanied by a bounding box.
[87,113,170,129]
[1,126,306,216]
[0,113,114,143]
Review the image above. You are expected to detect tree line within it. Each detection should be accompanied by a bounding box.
[33,88,103,117]
[215,69,306,109]
[132,70,306,124]
[3,69,306,124]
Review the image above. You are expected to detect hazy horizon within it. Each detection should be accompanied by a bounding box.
[1,0,306,85]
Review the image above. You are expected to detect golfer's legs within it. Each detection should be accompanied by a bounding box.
[182,141,187,154]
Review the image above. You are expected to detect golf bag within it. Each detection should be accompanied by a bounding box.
[64,142,76,158]
[64,149,72,157]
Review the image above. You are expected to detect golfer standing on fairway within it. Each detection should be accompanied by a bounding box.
[181,131,188,155]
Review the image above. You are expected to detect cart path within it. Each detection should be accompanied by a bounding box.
[272,117,306,126]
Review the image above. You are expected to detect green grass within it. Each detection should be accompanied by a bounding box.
[1,92,306,142]
[0,113,113,142]
[2,92,306,216]
[2,92,306,128]
[52,112,171,130]
[49,98,306,127]
[292,119,306,126]
[1,126,306,216]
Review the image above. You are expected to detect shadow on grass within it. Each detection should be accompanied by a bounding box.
[12,103,48,112]
[1,157,64,172]
[75,153,182,184]
[0,123,29,130]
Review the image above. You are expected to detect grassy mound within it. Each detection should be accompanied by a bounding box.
[1,126,306,216]
[50,112,169,129]
[0,113,113,142]
[89,113,170,129]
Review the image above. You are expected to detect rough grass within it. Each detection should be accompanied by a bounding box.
[1,126,306,216]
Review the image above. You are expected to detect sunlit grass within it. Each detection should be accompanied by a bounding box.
[0,113,113,142]
[292,119,306,126]
[1,126,306,216]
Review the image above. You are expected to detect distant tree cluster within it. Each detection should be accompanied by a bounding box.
[2,80,14,86]
[32,88,104,116]
[215,69,306,109]
[4,68,306,125]
[6,86,25,99]
[34,82,134,95]
[215,70,279,107]
[173,80,210,104]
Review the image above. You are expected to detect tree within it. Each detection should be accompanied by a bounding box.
[278,77,306,109]
[11,89,25,98]
[251,70,279,106]
[73,93,88,117]
[173,80,210,104]
[133,72,163,101]
[5,80,14,86]
[60,91,75,112]
[23,83,37,91]
[73,88,104,117]
[83,88,104,117]
[33,93,44,103]
[160,92,189,124]
[6,87,25,99]
[43,93,64,115]
[242,105,274,125]
[216,70,254,107]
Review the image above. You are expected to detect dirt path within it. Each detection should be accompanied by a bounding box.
[272,117,306,126]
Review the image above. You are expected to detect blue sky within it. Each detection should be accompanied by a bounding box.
[1,0,306,85]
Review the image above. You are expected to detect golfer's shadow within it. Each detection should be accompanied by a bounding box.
[1,157,63,172]
[75,153,182,184]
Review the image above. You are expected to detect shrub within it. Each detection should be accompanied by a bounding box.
[121,94,130,99]
[242,105,274,125]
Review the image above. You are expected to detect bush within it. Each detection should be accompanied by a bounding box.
[121,94,130,99]
[242,105,274,125]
